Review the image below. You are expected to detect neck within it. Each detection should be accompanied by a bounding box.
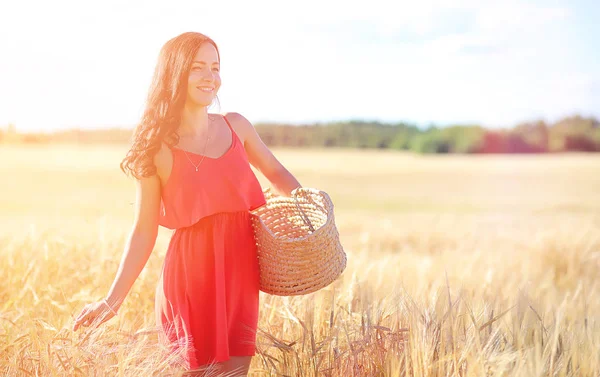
[179,104,210,137]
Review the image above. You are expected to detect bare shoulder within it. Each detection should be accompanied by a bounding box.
[152,142,169,169]
[224,111,252,128]
[152,142,173,187]
[222,112,284,176]
[224,112,256,145]
[153,141,171,162]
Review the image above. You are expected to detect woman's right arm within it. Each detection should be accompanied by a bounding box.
[73,172,161,331]
[103,173,161,311]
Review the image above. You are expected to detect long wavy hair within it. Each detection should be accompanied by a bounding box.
[120,32,221,179]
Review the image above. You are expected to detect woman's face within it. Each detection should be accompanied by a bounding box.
[186,42,221,108]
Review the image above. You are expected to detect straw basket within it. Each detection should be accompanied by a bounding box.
[250,187,347,296]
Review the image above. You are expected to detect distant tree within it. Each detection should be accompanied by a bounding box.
[514,120,548,152]
[550,115,599,151]
[443,125,485,153]
[480,131,506,153]
[564,135,598,151]
[410,129,448,153]
[505,133,537,153]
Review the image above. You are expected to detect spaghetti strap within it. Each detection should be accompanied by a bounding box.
[222,114,240,149]
[222,114,233,129]
[222,114,236,135]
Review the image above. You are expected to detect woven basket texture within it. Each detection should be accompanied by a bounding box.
[250,187,347,296]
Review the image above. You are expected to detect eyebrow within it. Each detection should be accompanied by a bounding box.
[192,60,220,65]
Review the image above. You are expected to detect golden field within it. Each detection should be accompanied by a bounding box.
[0,144,599,376]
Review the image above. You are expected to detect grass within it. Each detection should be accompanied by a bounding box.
[0,143,599,376]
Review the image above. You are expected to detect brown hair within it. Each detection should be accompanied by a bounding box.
[120,32,221,179]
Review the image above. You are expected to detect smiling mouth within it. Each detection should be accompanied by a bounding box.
[197,86,214,92]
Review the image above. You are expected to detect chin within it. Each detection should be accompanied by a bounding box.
[190,99,212,107]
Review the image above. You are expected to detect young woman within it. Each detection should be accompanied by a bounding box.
[72,31,302,376]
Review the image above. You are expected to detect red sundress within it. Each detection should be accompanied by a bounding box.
[154,114,266,369]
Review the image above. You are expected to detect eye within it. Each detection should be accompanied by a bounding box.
[213,67,220,72]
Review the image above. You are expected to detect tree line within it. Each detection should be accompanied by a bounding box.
[254,115,600,153]
[1,114,598,153]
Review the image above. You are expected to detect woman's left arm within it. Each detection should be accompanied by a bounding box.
[226,112,301,197]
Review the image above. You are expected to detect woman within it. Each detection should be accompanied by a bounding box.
[72,31,302,376]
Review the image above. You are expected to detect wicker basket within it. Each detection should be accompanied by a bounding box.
[250,187,347,296]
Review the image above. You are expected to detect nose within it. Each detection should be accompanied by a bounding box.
[201,72,216,83]
[200,78,215,88]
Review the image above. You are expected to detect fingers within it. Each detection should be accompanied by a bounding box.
[74,312,97,331]
[72,303,113,331]
[73,314,85,331]
[73,309,86,331]
[73,305,93,331]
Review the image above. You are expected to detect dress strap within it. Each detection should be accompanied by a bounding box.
[222,114,240,147]
[222,114,234,131]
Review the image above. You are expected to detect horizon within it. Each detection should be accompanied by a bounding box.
[2,111,595,136]
[1,0,599,133]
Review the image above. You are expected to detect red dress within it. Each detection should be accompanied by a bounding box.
[154,115,266,369]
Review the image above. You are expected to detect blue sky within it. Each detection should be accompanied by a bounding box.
[0,0,598,132]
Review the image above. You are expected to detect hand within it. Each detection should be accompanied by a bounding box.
[72,300,117,331]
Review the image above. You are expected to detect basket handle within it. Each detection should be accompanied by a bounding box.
[293,187,328,214]
[292,190,316,233]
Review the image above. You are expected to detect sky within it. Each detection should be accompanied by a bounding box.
[0,0,598,132]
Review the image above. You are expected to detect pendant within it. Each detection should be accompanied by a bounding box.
[195,167,199,171]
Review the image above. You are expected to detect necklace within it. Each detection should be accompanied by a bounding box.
[181,119,213,172]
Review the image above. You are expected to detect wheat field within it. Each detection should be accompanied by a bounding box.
[0,144,599,376]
